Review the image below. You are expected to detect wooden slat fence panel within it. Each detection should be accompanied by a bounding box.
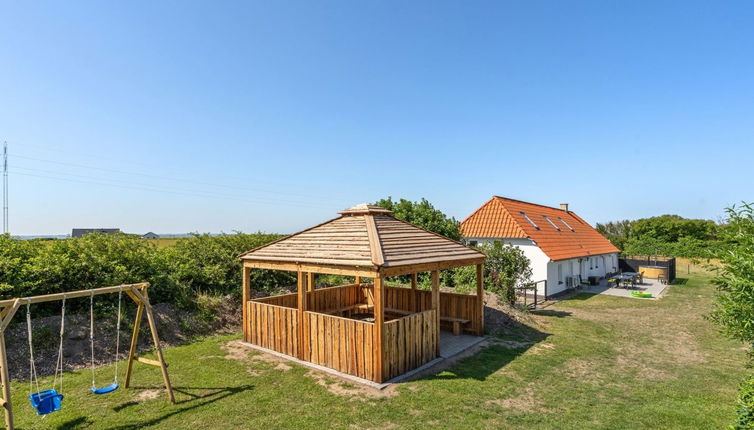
[253,293,298,308]
[307,283,363,313]
[303,311,375,380]
[247,301,299,357]
[382,309,437,381]
[388,287,480,334]
[385,286,414,311]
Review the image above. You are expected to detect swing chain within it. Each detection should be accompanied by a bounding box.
[52,295,66,394]
[26,299,40,397]
[114,288,122,383]
[90,291,95,390]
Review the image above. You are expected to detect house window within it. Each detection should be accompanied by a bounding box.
[520,212,540,229]
[542,216,561,231]
[469,240,478,247]
[558,263,563,284]
[558,217,575,232]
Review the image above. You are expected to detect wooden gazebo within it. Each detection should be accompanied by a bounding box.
[239,204,486,383]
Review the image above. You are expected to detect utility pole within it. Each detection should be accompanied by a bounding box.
[3,141,7,234]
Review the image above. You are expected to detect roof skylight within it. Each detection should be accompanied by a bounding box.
[558,217,575,232]
[520,212,539,229]
[542,216,561,231]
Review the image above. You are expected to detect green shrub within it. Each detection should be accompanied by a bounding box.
[708,203,754,429]
[479,242,532,306]
[733,372,754,429]
[0,232,290,313]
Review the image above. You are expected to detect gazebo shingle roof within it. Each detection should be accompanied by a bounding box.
[239,204,484,271]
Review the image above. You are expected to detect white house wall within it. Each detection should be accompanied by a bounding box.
[548,253,620,296]
[466,235,619,297]
[465,237,550,296]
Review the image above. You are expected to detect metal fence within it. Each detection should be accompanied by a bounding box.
[515,279,547,309]
[619,255,676,283]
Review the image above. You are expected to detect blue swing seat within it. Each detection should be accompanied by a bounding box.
[29,389,64,415]
[91,382,119,395]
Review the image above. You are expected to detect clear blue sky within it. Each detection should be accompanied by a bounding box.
[2,1,753,235]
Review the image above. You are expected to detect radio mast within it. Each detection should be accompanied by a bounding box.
[3,141,7,234]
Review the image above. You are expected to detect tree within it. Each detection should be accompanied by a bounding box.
[374,197,461,241]
[631,215,717,242]
[480,242,533,305]
[709,202,754,429]
[709,203,754,346]
[596,219,633,249]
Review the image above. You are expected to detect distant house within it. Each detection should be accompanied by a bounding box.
[142,232,160,239]
[461,196,620,298]
[71,228,120,238]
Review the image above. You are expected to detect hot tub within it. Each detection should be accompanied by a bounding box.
[639,265,668,280]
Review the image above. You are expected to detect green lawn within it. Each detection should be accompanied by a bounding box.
[8,271,746,429]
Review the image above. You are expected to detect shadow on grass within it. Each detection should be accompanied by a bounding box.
[56,385,254,430]
[672,278,688,285]
[420,308,552,383]
[530,309,573,318]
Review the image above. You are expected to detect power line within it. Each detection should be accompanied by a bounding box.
[11,153,344,203]
[10,169,339,210]
[9,164,344,209]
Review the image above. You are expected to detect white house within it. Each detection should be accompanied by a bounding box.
[461,196,620,297]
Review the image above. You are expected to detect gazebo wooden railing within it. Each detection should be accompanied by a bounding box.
[239,204,486,383]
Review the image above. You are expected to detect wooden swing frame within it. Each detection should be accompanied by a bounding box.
[0,282,175,430]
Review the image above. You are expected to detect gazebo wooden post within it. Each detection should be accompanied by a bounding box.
[373,275,385,382]
[431,270,440,357]
[307,272,315,309]
[476,264,484,336]
[354,275,361,285]
[410,273,418,312]
[242,265,251,342]
[297,270,306,360]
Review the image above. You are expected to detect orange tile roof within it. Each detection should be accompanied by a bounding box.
[461,196,620,261]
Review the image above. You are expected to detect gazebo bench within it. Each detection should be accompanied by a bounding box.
[441,316,470,335]
[385,307,412,316]
[322,303,372,317]
[385,308,470,335]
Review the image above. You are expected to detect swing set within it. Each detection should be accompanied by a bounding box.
[0,282,175,430]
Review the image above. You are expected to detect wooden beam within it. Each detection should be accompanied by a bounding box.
[136,356,166,367]
[354,276,361,285]
[129,288,152,311]
[380,257,487,277]
[140,289,176,404]
[373,276,385,383]
[364,215,385,266]
[307,272,315,292]
[431,270,440,357]
[124,302,144,388]
[476,264,485,336]
[0,283,149,307]
[125,289,141,304]
[410,273,418,312]
[297,271,306,360]
[243,260,378,278]
[0,300,21,333]
[242,266,251,342]
[0,333,14,430]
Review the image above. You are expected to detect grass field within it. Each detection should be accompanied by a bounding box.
[145,238,184,249]
[8,269,746,429]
